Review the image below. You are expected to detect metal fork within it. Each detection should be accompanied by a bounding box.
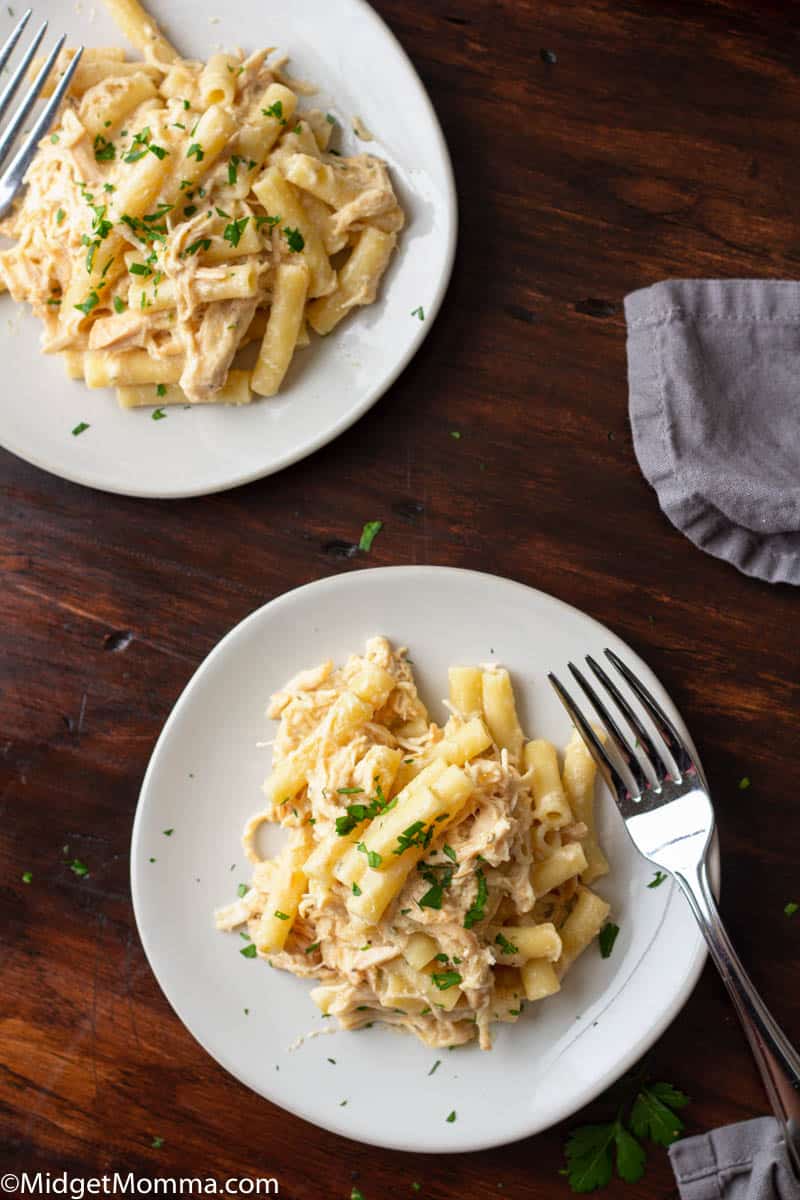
[0,10,83,219]
[550,648,800,1176]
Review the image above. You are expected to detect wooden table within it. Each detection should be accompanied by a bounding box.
[3,0,799,1195]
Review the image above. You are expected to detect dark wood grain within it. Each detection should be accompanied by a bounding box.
[3,0,800,1195]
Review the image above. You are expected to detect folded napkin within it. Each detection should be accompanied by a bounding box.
[670,1116,799,1199]
[624,280,800,585]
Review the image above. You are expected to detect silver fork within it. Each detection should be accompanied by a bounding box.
[550,648,800,1176]
[0,10,83,219]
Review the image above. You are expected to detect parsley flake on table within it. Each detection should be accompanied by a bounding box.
[22,871,32,884]
[428,1059,441,1076]
[738,776,751,789]
[240,943,257,958]
[152,408,167,421]
[785,901,799,917]
[358,520,383,552]
[647,871,667,889]
[237,883,248,897]
[68,858,89,878]
[411,305,424,320]
[163,828,174,836]
[446,1110,457,1123]
[598,922,619,958]
[450,430,461,439]
[72,422,90,437]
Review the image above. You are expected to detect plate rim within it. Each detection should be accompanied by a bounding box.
[0,0,458,499]
[131,565,715,1153]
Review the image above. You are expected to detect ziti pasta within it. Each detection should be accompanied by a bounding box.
[215,638,611,1050]
[0,0,404,407]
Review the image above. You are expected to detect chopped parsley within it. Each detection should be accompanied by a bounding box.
[495,932,519,955]
[352,882,362,896]
[148,143,168,159]
[428,1059,441,1076]
[93,134,115,162]
[430,970,462,991]
[152,407,167,421]
[71,422,90,436]
[50,133,59,144]
[274,910,290,920]
[255,213,281,229]
[304,942,320,954]
[738,776,751,790]
[182,99,190,110]
[151,1136,164,1149]
[599,922,620,958]
[450,430,462,439]
[68,858,89,877]
[227,154,248,184]
[326,112,336,125]
[129,262,152,277]
[442,844,457,863]
[394,821,433,855]
[337,787,364,796]
[182,237,211,257]
[411,305,425,320]
[359,520,383,552]
[156,383,167,397]
[224,216,250,248]
[55,207,66,224]
[463,867,487,929]
[446,1110,457,1123]
[283,225,304,252]
[163,828,174,836]
[22,870,32,884]
[647,871,667,889]
[262,100,286,123]
[113,296,126,314]
[74,291,100,316]
[240,943,257,958]
[785,902,799,917]
[356,842,382,869]
[186,142,204,161]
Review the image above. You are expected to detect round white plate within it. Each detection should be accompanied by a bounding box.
[0,1,455,498]
[132,567,713,1153]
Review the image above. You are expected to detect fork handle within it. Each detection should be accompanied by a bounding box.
[676,859,800,1174]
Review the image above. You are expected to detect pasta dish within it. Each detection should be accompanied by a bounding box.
[215,638,611,1050]
[0,0,404,408]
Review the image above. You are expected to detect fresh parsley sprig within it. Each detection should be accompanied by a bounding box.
[563,1075,689,1192]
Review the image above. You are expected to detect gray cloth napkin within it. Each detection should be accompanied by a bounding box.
[670,1116,799,1199]
[624,279,800,584]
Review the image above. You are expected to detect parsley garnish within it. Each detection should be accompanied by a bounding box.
[68,858,89,877]
[394,821,433,855]
[113,296,126,314]
[182,99,190,110]
[359,520,383,552]
[738,776,751,790]
[186,142,204,161]
[785,902,799,917]
[22,870,32,883]
[428,1059,441,1076]
[431,970,461,991]
[442,845,457,863]
[129,262,151,277]
[599,922,620,959]
[240,943,257,958]
[352,881,362,896]
[262,100,286,123]
[325,112,336,125]
[495,932,519,955]
[183,238,211,257]
[274,910,290,920]
[151,1136,164,1149]
[56,207,66,224]
[356,842,382,869]
[463,867,487,928]
[156,383,167,397]
[163,828,174,836]
[224,216,250,248]
[254,214,281,229]
[446,1111,457,1123]
[647,871,667,889]
[72,422,89,436]
[283,225,304,252]
[411,305,425,320]
[94,134,115,162]
[50,133,59,143]
[74,291,99,316]
[450,430,462,439]
[148,143,168,159]
[152,408,167,421]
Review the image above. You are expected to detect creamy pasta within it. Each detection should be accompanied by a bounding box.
[0,0,404,407]
[215,638,611,1050]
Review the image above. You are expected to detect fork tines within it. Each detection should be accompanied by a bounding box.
[548,648,696,811]
[0,10,83,218]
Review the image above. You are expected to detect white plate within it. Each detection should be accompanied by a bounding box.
[0,1,455,498]
[132,567,714,1154]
